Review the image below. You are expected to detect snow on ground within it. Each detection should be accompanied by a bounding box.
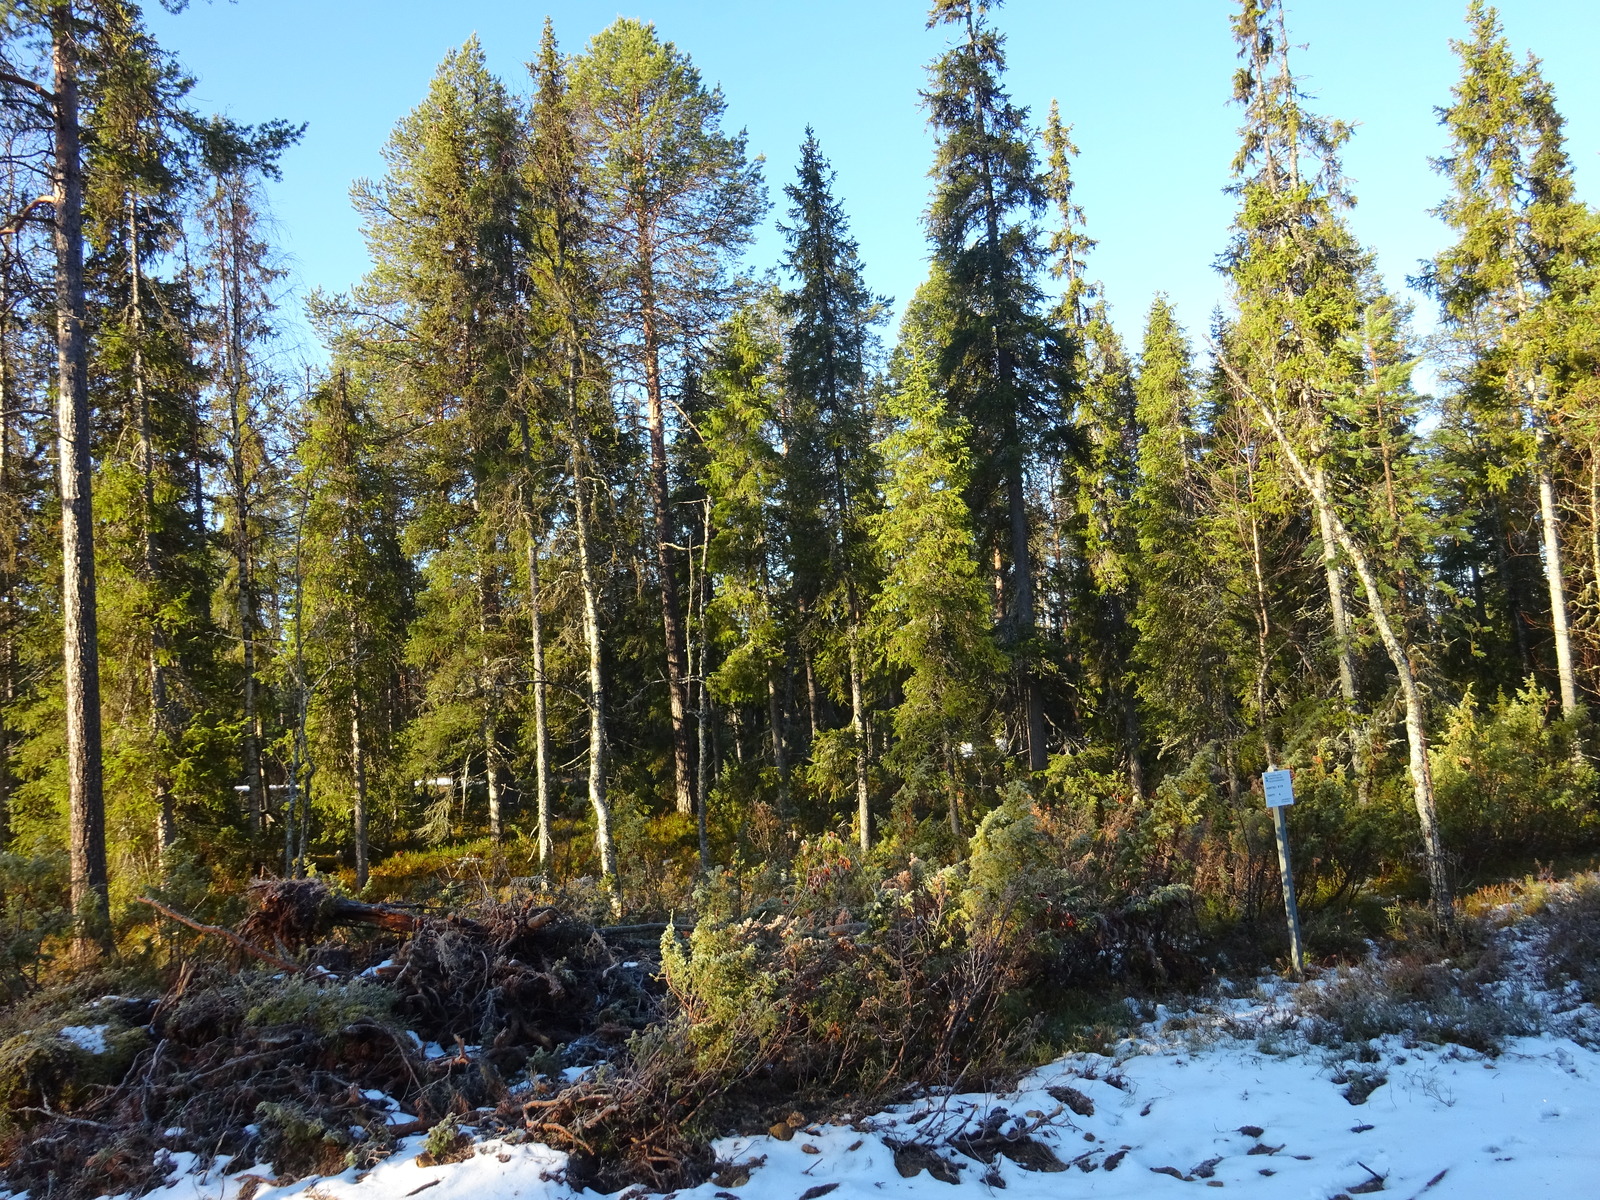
[56,1024,111,1054]
[115,987,1600,1200]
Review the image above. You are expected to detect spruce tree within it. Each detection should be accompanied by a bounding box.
[922,0,1057,771]
[293,368,411,890]
[702,300,788,809]
[1424,0,1598,714]
[873,329,1003,840]
[338,38,525,848]
[776,129,885,848]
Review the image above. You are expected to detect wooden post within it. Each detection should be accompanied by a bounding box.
[1263,768,1304,976]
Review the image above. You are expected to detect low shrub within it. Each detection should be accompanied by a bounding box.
[1431,686,1598,871]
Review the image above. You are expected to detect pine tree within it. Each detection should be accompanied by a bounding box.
[573,19,766,820]
[922,0,1058,771]
[0,0,112,945]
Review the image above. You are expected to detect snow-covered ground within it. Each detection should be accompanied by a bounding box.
[121,978,1598,1200]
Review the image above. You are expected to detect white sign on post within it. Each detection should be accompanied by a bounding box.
[1262,768,1295,808]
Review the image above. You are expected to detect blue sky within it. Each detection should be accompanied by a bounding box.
[149,0,1600,367]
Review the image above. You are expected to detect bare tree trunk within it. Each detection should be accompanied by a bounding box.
[849,637,870,852]
[1008,469,1046,771]
[130,197,177,865]
[0,266,12,847]
[1315,464,1358,705]
[804,653,820,750]
[1490,496,1532,675]
[524,513,551,867]
[1536,438,1578,715]
[639,283,694,817]
[768,671,790,812]
[53,9,110,950]
[1590,456,1600,620]
[221,190,264,841]
[485,717,502,844]
[351,700,368,890]
[694,498,711,871]
[1234,366,1454,919]
[567,372,616,909]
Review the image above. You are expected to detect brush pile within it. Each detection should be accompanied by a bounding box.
[0,881,661,1200]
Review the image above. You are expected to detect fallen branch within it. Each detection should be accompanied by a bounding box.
[134,896,302,973]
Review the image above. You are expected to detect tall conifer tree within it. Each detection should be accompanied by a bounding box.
[922,0,1057,771]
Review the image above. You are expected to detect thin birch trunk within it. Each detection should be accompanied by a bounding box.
[1315,463,1358,705]
[694,498,712,871]
[351,700,368,890]
[566,359,616,909]
[849,637,870,852]
[1536,439,1578,714]
[524,511,551,867]
[130,197,177,863]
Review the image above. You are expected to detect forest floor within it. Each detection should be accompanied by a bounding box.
[13,876,1598,1200]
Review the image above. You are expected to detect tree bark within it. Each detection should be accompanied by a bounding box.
[0,266,12,848]
[1536,438,1578,714]
[523,506,551,868]
[130,196,178,865]
[220,179,264,841]
[1314,463,1358,706]
[694,498,712,871]
[53,7,110,950]
[639,278,694,817]
[568,375,616,909]
[849,636,870,852]
[351,700,368,890]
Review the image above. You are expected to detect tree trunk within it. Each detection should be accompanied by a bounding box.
[694,498,712,871]
[568,377,617,909]
[53,8,110,950]
[485,718,502,844]
[768,670,790,813]
[1315,464,1358,705]
[1490,495,1532,675]
[131,197,178,865]
[524,513,551,867]
[351,700,368,890]
[1008,468,1046,770]
[0,267,10,849]
[223,190,264,841]
[849,636,870,852]
[639,282,694,817]
[1535,439,1578,715]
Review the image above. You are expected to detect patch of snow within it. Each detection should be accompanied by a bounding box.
[57,1024,110,1054]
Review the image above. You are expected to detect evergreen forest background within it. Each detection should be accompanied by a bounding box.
[2,0,1599,959]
